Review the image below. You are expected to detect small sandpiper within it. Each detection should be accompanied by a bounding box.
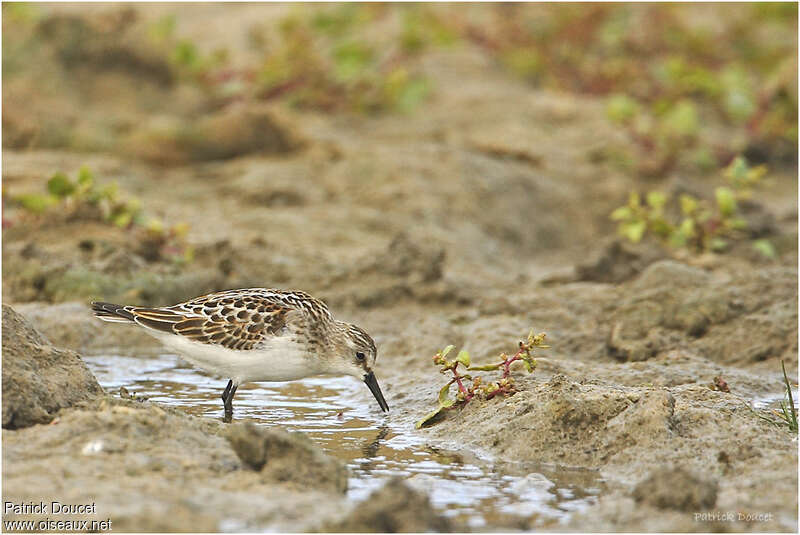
[91,288,389,421]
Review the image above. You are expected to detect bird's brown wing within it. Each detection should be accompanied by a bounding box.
[124,297,291,351]
[94,288,330,351]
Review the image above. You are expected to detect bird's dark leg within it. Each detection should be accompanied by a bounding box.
[221,379,233,403]
[223,383,238,423]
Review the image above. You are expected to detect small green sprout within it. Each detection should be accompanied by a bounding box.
[777,360,798,433]
[416,330,548,428]
[611,156,775,256]
[748,360,797,434]
[724,155,767,198]
[137,219,195,264]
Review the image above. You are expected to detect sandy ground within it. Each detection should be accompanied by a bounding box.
[3,4,798,532]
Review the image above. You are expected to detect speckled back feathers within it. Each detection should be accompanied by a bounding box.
[92,288,333,351]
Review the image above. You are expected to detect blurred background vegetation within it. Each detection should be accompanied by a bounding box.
[2,2,797,304]
[4,3,796,167]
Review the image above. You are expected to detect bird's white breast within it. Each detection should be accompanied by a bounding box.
[148,331,316,384]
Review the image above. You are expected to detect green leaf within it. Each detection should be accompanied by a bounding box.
[182,245,196,263]
[438,383,453,405]
[100,183,119,202]
[332,41,373,81]
[649,217,673,238]
[523,359,533,373]
[721,68,756,123]
[670,218,695,248]
[16,194,56,213]
[150,14,177,42]
[415,406,445,428]
[111,212,132,228]
[678,217,695,237]
[468,363,501,371]
[710,237,729,251]
[610,206,632,221]
[680,194,698,215]
[456,350,470,367]
[669,232,686,249]
[440,345,455,358]
[663,99,698,138]
[752,239,777,259]
[77,167,93,187]
[47,173,75,198]
[646,191,667,209]
[622,220,647,243]
[606,94,640,124]
[715,187,737,217]
[729,217,747,230]
[394,77,430,113]
[501,48,542,80]
[172,40,199,68]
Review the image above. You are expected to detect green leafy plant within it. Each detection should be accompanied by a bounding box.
[146,14,230,89]
[416,330,548,428]
[12,167,193,264]
[136,219,194,265]
[254,6,432,113]
[611,156,774,255]
[605,96,700,177]
[15,167,143,227]
[146,5,436,113]
[723,154,768,197]
[460,4,796,171]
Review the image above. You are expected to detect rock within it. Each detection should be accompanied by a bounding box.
[606,260,797,364]
[427,375,634,468]
[632,466,718,511]
[739,200,778,239]
[326,477,451,533]
[15,302,104,350]
[4,398,349,532]
[2,305,104,429]
[377,234,446,284]
[226,423,348,493]
[606,260,717,361]
[124,104,302,165]
[576,239,665,284]
[605,390,676,445]
[630,260,710,292]
[15,302,161,353]
[191,104,301,160]
[324,233,452,308]
[37,9,174,86]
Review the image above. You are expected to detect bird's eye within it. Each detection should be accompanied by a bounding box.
[355,352,366,361]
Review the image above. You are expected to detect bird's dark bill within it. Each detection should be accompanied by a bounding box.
[364,371,389,412]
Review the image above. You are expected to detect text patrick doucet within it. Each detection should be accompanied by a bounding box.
[3,501,112,532]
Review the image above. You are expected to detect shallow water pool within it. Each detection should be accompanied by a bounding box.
[84,353,604,530]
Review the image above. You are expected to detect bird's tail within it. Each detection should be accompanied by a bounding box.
[91,301,136,324]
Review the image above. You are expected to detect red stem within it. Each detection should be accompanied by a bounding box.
[446,365,476,404]
[501,347,526,378]
[453,374,468,395]
[442,340,535,409]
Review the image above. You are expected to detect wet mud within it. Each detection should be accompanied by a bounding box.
[2,4,797,532]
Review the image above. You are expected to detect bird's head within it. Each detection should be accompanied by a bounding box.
[327,322,389,412]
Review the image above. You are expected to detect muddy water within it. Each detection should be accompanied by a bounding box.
[84,353,604,529]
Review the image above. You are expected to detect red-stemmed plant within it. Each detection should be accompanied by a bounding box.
[416,330,548,428]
